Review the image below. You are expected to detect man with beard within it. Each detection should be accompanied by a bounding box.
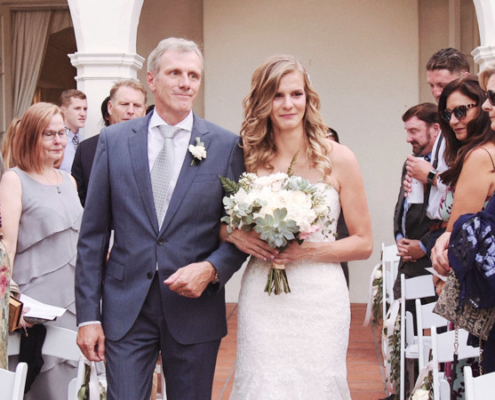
[404,48,470,254]
[393,103,440,298]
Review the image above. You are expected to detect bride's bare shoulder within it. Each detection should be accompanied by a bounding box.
[327,140,359,167]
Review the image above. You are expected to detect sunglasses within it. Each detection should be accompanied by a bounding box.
[486,90,495,106]
[442,103,477,122]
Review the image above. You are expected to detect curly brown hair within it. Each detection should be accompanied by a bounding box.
[241,55,332,175]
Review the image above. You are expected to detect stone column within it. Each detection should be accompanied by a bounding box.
[472,0,495,71]
[67,0,145,138]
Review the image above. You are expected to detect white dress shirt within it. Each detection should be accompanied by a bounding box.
[426,132,448,221]
[60,128,80,173]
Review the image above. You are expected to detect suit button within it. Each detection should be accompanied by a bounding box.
[146,272,153,279]
[157,239,164,245]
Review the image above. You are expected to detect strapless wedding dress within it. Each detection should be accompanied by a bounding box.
[230,185,351,399]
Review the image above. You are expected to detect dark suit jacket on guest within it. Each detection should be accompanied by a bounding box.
[71,134,100,207]
[75,112,247,344]
[393,162,432,298]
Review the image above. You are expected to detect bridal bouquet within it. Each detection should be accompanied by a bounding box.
[220,172,331,295]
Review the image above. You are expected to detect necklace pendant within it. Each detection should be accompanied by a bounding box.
[57,186,61,194]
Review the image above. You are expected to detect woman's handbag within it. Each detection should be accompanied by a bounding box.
[433,195,495,340]
[433,270,495,341]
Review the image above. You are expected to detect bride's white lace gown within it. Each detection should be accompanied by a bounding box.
[230,185,351,400]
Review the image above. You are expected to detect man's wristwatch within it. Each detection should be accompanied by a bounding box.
[211,270,220,284]
[427,169,437,185]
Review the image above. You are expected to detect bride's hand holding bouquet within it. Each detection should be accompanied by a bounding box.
[220,171,331,295]
[225,229,278,262]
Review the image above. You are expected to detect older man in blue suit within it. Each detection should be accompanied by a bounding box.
[75,38,247,400]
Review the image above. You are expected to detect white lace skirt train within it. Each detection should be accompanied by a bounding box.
[230,257,351,400]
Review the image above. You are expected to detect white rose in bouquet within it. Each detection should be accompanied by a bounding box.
[220,167,332,295]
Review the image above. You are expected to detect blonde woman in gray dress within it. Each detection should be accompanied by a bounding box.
[0,103,82,399]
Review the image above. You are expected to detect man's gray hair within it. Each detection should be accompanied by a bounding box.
[147,37,204,74]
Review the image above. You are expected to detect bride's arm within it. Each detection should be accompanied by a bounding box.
[220,224,277,261]
[273,144,373,264]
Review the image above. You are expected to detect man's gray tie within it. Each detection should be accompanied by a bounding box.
[151,125,177,227]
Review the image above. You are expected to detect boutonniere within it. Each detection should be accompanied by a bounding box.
[188,137,207,166]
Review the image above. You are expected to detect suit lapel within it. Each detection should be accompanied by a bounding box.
[128,114,160,234]
[160,115,211,234]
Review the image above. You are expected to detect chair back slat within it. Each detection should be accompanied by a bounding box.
[464,366,495,400]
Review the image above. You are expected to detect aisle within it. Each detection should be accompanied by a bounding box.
[212,303,387,399]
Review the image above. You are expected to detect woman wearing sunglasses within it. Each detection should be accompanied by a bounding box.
[431,74,495,374]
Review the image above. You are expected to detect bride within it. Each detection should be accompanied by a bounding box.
[223,55,373,399]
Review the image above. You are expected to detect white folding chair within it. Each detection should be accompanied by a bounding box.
[399,274,436,400]
[431,326,479,400]
[464,365,495,400]
[415,299,448,370]
[9,325,83,400]
[8,325,81,361]
[382,243,400,321]
[0,362,28,400]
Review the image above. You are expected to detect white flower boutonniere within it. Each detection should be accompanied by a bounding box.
[188,137,207,166]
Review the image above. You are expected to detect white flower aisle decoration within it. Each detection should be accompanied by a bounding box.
[386,311,401,397]
[372,266,383,326]
[220,165,332,295]
[410,375,433,400]
[188,137,207,165]
[363,262,384,327]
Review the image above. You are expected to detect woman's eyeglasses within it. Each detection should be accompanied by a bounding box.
[486,90,495,106]
[442,103,477,123]
[42,130,66,140]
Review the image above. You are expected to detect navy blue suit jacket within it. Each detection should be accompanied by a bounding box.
[75,112,247,343]
[72,134,100,206]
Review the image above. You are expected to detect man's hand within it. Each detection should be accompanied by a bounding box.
[396,238,425,262]
[164,261,216,298]
[405,155,432,184]
[77,324,106,362]
[403,175,412,197]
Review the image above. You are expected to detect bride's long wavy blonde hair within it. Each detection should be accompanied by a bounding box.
[241,55,332,175]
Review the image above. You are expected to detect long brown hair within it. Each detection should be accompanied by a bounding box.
[241,55,332,175]
[438,75,495,187]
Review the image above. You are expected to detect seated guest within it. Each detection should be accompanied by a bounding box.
[72,79,147,206]
[0,103,82,399]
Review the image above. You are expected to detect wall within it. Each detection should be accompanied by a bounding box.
[418,0,480,103]
[137,0,204,116]
[204,0,420,303]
